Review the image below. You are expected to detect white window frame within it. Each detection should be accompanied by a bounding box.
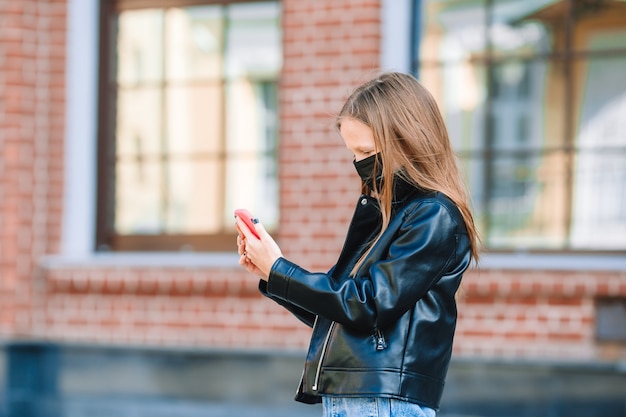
[56,0,239,267]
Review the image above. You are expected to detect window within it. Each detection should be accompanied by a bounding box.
[596,298,626,343]
[417,0,626,252]
[96,0,281,252]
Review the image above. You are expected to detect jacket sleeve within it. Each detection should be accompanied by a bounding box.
[258,279,316,328]
[265,199,462,332]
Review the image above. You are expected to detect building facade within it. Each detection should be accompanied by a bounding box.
[1,0,625,416]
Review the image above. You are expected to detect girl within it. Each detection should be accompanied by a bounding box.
[236,71,480,417]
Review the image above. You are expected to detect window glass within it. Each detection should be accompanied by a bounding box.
[571,55,626,249]
[115,87,162,157]
[489,0,557,57]
[490,60,554,151]
[421,0,488,65]
[457,155,487,241]
[115,160,163,234]
[224,80,279,230]
[166,6,223,80]
[488,152,570,249]
[223,2,281,229]
[167,159,221,232]
[225,2,282,78]
[116,9,164,84]
[166,85,222,156]
[420,62,486,153]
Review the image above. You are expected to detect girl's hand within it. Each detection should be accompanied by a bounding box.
[236,227,265,278]
[235,216,282,280]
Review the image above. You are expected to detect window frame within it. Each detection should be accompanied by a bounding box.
[95,0,278,252]
[412,0,626,254]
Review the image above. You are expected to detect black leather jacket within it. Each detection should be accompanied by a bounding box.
[260,182,471,410]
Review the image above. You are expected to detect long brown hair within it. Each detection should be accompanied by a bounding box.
[336,72,481,275]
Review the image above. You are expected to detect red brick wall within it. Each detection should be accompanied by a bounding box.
[457,269,626,360]
[1,0,625,363]
[0,0,66,338]
[279,0,383,271]
[41,265,311,348]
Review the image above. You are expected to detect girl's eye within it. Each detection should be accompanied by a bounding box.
[351,149,375,159]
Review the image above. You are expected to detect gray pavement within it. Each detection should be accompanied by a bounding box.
[63,398,322,417]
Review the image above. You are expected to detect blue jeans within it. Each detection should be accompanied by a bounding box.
[322,396,436,417]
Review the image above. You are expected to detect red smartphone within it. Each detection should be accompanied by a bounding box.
[234,208,260,239]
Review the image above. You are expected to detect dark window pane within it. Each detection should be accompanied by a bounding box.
[491,59,567,151]
[596,298,626,342]
[487,151,570,249]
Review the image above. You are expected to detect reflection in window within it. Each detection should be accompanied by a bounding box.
[98,1,281,251]
[572,54,626,249]
[419,0,626,251]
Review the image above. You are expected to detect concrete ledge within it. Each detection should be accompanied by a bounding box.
[40,253,241,269]
[476,253,626,272]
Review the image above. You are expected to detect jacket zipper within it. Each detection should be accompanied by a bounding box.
[312,321,335,391]
[298,316,319,395]
[375,328,387,351]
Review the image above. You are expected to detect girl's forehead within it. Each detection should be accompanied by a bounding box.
[340,119,374,141]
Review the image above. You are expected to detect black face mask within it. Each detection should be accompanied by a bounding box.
[353,153,383,190]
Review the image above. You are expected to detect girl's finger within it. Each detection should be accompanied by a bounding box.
[236,218,253,240]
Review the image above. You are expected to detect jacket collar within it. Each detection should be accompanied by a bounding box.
[361,173,431,207]
[392,175,428,205]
